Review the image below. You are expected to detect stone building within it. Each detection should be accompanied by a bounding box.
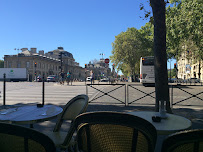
[4,47,86,81]
[177,51,203,81]
[85,58,112,80]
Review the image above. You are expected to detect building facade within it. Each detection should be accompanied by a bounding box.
[85,58,112,80]
[177,51,203,81]
[4,47,86,81]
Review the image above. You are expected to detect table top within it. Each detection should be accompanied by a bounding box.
[128,111,192,135]
[0,105,63,125]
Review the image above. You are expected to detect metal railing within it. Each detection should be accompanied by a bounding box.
[86,83,203,108]
[86,84,127,105]
[170,85,203,107]
[127,84,156,106]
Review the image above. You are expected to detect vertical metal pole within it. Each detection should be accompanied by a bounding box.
[60,52,63,73]
[35,63,37,81]
[170,59,171,82]
[125,84,128,106]
[3,73,6,105]
[42,74,45,105]
[86,84,88,96]
[85,71,87,85]
[171,85,173,109]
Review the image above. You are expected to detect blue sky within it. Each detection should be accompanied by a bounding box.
[0,0,175,72]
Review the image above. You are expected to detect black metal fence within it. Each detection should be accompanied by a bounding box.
[86,83,203,107]
[86,84,127,105]
[170,85,203,107]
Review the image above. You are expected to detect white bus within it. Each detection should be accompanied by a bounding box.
[140,56,155,86]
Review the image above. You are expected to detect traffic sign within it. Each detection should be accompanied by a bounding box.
[105,58,109,64]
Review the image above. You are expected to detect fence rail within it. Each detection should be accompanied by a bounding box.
[86,84,127,105]
[86,83,203,107]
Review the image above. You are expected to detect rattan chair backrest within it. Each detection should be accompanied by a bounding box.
[162,129,203,152]
[74,111,157,152]
[0,122,56,152]
[53,94,88,148]
[53,94,89,132]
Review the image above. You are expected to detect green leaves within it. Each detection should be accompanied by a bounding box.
[0,60,4,68]
[166,0,202,60]
[110,26,153,76]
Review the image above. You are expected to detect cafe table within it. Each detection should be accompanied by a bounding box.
[128,111,192,135]
[128,111,192,152]
[0,105,63,128]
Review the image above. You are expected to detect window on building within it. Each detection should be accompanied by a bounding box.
[26,62,30,68]
[17,62,21,68]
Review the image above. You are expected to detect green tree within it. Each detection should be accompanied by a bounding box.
[110,27,153,80]
[168,68,176,79]
[0,60,4,68]
[166,0,203,78]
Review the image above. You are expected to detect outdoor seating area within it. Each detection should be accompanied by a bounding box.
[0,93,202,152]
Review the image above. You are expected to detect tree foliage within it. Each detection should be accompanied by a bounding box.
[168,68,176,78]
[166,0,203,61]
[0,60,4,68]
[110,25,153,77]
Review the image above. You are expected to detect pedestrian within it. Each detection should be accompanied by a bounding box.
[66,71,71,85]
[90,70,94,84]
[60,70,65,85]
[37,74,41,82]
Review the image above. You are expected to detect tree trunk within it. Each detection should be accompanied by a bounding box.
[150,0,172,113]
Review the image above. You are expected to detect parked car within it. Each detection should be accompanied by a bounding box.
[177,78,184,83]
[86,77,91,81]
[100,78,109,82]
[185,78,200,83]
[47,75,58,82]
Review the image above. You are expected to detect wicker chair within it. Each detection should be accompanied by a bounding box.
[0,122,56,152]
[43,94,89,151]
[162,129,203,152]
[74,111,157,152]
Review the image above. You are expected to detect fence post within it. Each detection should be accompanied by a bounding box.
[3,73,6,105]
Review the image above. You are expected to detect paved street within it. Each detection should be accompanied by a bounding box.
[0,81,97,105]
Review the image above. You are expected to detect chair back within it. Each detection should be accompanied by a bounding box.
[162,129,203,152]
[74,111,157,152]
[0,122,56,152]
[53,94,89,132]
[53,94,88,148]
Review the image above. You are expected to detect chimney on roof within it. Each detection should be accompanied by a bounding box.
[39,50,44,55]
[30,48,37,54]
[58,47,64,50]
[21,48,28,52]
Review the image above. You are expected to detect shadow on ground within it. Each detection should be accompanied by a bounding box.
[1,102,203,132]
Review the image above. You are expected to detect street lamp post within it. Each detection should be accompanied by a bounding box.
[100,53,104,59]
[170,59,171,82]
